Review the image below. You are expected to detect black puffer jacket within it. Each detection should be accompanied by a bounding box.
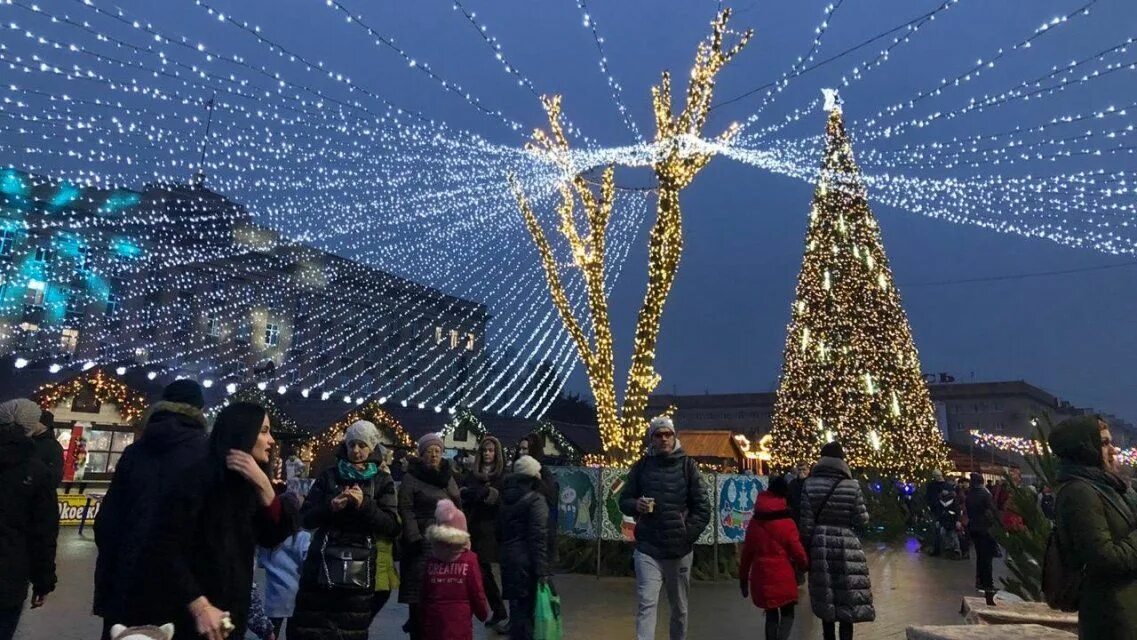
[965,486,997,535]
[290,450,400,640]
[498,473,549,600]
[461,436,505,563]
[397,457,461,604]
[0,428,58,609]
[618,447,710,560]
[93,401,208,621]
[799,456,875,624]
[30,429,63,489]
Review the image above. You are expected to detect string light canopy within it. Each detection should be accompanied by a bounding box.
[512,10,751,466]
[768,91,950,481]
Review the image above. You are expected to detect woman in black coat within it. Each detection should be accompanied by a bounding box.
[498,456,551,640]
[398,433,461,638]
[461,435,507,626]
[137,402,295,640]
[289,421,400,640]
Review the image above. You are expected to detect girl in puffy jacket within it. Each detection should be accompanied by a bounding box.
[420,499,490,640]
[739,476,809,640]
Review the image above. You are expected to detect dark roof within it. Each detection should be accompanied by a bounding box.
[548,421,604,454]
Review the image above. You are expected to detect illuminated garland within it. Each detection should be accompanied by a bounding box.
[299,400,413,463]
[208,386,304,436]
[32,367,147,424]
[970,429,1137,467]
[768,93,950,481]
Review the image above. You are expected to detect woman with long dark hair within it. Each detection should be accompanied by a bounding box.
[137,402,295,640]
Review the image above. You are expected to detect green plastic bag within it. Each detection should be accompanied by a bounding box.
[534,581,563,640]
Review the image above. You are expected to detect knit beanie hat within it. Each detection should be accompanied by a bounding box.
[820,440,845,460]
[513,454,542,479]
[417,432,444,456]
[344,420,382,450]
[0,398,45,437]
[426,498,470,548]
[162,379,205,409]
[648,415,675,439]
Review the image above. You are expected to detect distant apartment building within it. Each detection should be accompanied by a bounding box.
[0,168,488,408]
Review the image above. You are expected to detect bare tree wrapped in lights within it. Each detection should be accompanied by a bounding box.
[769,90,949,480]
[512,10,751,465]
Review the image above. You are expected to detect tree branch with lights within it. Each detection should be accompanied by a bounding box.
[512,10,751,465]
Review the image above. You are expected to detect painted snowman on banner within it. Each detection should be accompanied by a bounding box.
[718,475,766,542]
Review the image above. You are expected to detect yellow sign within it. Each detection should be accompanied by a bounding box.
[57,494,100,526]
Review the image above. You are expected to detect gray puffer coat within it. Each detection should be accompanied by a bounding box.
[799,456,875,624]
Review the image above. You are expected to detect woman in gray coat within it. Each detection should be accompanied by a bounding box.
[799,441,874,640]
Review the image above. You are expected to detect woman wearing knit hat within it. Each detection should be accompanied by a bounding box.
[288,420,400,640]
[419,499,490,640]
[498,455,551,640]
[398,432,461,639]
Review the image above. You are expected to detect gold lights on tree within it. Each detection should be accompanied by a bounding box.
[512,10,751,465]
[768,90,949,481]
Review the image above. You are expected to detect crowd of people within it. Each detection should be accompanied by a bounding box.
[2,379,1136,640]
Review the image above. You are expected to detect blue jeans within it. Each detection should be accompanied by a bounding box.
[633,550,692,640]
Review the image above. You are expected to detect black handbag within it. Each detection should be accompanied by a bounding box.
[318,531,375,591]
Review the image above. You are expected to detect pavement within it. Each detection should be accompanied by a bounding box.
[15,530,1002,640]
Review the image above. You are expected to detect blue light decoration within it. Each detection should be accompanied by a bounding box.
[0,170,28,197]
[48,183,81,209]
[98,191,142,215]
[110,237,143,259]
[869,480,884,494]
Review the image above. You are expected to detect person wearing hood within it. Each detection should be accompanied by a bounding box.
[799,441,874,640]
[93,380,211,640]
[739,475,808,640]
[964,472,998,603]
[136,401,295,640]
[498,455,550,640]
[461,435,509,628]
[289,420,401,640]
[0,413,58,640]
[618,416,710,640]
[398,432,461,639]
[1050,415,1137,640]
[421,499,490,640]
[0,400,63,490]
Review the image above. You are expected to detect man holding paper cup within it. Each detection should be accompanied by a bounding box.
[618,416,710,640]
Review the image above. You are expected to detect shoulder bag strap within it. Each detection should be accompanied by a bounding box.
[812,479,843,524]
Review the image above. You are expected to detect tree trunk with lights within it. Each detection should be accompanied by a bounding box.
[512,10,751,465]
[768,93,949,480]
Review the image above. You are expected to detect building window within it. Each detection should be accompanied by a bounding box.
[25,279,45,306]
[77,245,94,272]
[105,291,119,317]
[465,332,475,351]
[78,427,135,476]
[454,422,470,442]
[65,296,84,324]
[0,229,13,256]
[33,246,50,263]
[435,326,444,344]
[61,327,80,353]
[206,315,221,337]
[265,323,280,347]
[450,329,459,349]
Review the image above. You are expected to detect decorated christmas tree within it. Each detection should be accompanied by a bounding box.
[769,90,949,480]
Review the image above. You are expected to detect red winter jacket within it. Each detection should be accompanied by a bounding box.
[739,491,809,610]
[420,548,490,640]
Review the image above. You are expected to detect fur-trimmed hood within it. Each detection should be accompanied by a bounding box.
[426,523,471,561]
[137,401,208,453]
[473,435,505,479]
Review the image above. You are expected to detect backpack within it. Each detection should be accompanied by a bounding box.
[1042,479,1136,611]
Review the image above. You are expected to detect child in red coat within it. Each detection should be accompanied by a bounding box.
[421,499,490,640]
[739,476,809,640]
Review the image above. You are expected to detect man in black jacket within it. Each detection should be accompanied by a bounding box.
[0,400,62,489]
[964,472,998,604]
[619,417,710,640]
[0,418,58,640]
[94,380,209,639]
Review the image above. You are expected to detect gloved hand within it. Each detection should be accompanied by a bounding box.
[739,580,749,599]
